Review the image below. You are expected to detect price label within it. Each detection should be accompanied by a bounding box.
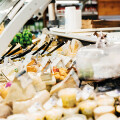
[23,54,32,67]
[18,72,32,88]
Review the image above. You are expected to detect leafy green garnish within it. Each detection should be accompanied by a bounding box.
[11,30,33,48]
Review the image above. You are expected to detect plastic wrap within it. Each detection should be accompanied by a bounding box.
[76,44,120,80]
[61,114,87,120]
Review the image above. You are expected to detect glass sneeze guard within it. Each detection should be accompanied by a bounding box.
[0,0,20,24]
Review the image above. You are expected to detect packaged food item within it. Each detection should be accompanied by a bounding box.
[81,85,94,101]
[43,96,58,110]
[45,108,63,120]
[88,117,94,120]
[50,70,79,95]
[49,52,58,62]
[70,39,83,54]
[44,75,56,85]
[58,41,71,56]
[0,85,9,99]
[26,111,45,120]
[106,90,120,98]
[96,113,117,120]
[13,90,50,114]
[1,65,19,81]
[76,45,99,79]
[94,106,115,119]
[27,65,39,73]
[0,104,12,118]
[40,56,51,72]
[79,100,97,117]
[40,69,56,85]
[76,44,120,79]
[27,59,39,73]
[58,88,77,108]
[7,114,29,120]
[31,75,46,92]
[61,114,87,120]
[51,57,65,69]
[41,72,52,81]
[62,107,79,116]
[59,55,72,68]
[53,67,68,81]
[5,79,36,103]
[96,96,115,106]
[38,33,49,47]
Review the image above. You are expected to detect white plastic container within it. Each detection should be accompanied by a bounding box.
[65,7,82,33]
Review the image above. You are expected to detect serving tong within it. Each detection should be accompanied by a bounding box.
[1,32,117,92]
[0,35,66,62]
[47,41,65,55]
[23,36,66,56]
[0,43,35,62]
[0,44,16,61]
[32,42,48,55]
[10,42,37,60]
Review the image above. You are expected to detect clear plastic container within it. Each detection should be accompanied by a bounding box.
[76,44,120,80]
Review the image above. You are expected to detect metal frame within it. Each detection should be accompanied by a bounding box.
[0,0,51,57]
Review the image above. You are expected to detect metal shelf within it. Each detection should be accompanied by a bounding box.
[82,11,98,16]
[86,1,97,5]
